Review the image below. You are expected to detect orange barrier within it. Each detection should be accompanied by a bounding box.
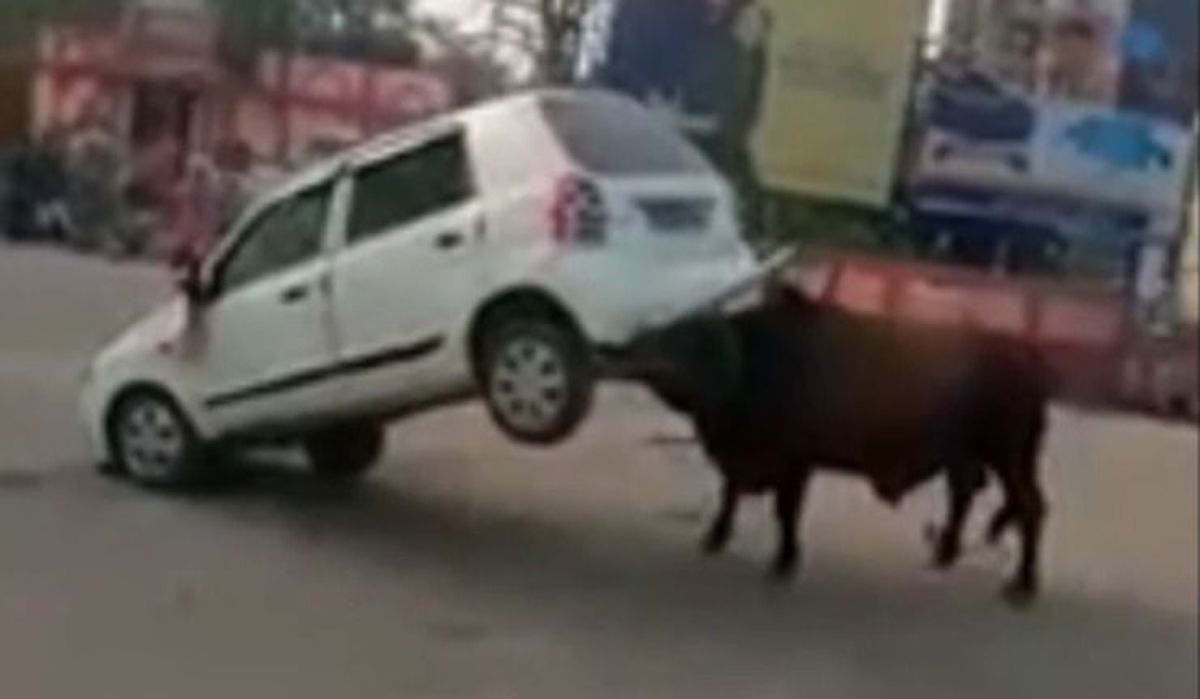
[796,254,1142,408]
[787,253,1198,419]
[813,255,1130,349]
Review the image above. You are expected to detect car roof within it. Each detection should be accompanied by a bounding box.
[257,89,640,199]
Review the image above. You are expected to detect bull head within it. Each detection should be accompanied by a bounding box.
[667,245,799,324]
[622,313,744,419]
[617,246,798,418]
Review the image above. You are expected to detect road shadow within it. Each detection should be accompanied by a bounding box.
[184,453,1197,699]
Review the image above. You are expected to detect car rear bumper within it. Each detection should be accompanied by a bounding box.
[551,250,761,347]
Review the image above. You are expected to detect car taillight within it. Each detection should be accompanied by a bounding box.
[549,175,608,246]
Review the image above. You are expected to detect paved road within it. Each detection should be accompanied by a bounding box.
[1,247,1196,699]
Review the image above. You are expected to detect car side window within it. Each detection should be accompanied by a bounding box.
[214,183,333,296]
[347,132,474,245]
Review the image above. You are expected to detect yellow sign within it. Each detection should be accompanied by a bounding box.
[752,0,926,207]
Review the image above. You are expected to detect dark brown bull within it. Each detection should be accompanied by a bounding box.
[623,285,1052,607]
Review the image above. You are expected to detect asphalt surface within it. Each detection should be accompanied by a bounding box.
[1,246,1196,698]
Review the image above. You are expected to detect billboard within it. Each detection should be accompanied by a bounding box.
[750,0,927,205]
[584,0,927,207]
[911,0,1198,242]
[911,90,1195,218]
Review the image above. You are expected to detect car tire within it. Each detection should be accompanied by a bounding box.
[480,317,594,446]
[304,424,386,481]
[106,388,206,490]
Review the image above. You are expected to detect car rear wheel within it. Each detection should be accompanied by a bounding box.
[480,318,594,446]
[107,389,204,490]
[304,424,386,480]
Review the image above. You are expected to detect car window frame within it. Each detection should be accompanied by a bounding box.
[341,126,477,249]
[207,178,338,300]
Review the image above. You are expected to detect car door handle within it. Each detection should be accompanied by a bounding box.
[434,231,464,251]
[280,284,311,305]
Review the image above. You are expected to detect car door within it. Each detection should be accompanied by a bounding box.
[329,128,482,412]
[196,180,339,433]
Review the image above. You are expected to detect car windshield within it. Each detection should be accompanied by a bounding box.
[539,95,710,176]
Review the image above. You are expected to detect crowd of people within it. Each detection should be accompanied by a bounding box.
[0,121,268,265]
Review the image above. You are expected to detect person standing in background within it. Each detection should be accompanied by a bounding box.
[688,0,772,241]
[169,154,221,268]
[128,127,180,213]
[9,129,72,244]
[593,0,773,242]
[213,140,255,234]
[67,118,128,252]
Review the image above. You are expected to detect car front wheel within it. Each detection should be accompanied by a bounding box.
[107,389,204,489]
[481,319,594,446]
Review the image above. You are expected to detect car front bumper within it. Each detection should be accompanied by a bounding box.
[79,374,109,467]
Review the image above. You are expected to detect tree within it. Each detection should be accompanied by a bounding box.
[299,0,417,64]
[489,0,595,84]
[209,0,418,74]
[209,0,298,74]
[536,0,594,84]
[415,16,513,104]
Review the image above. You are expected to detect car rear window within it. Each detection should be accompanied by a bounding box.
[539,95,710,176]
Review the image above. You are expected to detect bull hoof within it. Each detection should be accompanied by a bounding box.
[874,484,905,508]
[932,543,961,571]
[701,532,730,557]
[1001,581,1038,610]
[767,555,800,583]
[924,524,960,570]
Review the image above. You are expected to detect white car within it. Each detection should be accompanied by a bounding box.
[81,90,759,489]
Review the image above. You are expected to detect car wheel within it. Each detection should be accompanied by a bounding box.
[481,318,594,446]
[304,424,385,480]
[107,389,204,490]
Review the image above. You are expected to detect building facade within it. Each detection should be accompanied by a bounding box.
[32,0,452,189]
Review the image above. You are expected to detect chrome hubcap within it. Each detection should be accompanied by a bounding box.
[490,337,569,433]
[118,400,185,481]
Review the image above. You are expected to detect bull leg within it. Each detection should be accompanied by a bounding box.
[1001,471,1046,608]
[769,468,812,581]
[985,502,1017,546]
[932,464,985,570]
[995,434,1048,608]
[702,481,740,556]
